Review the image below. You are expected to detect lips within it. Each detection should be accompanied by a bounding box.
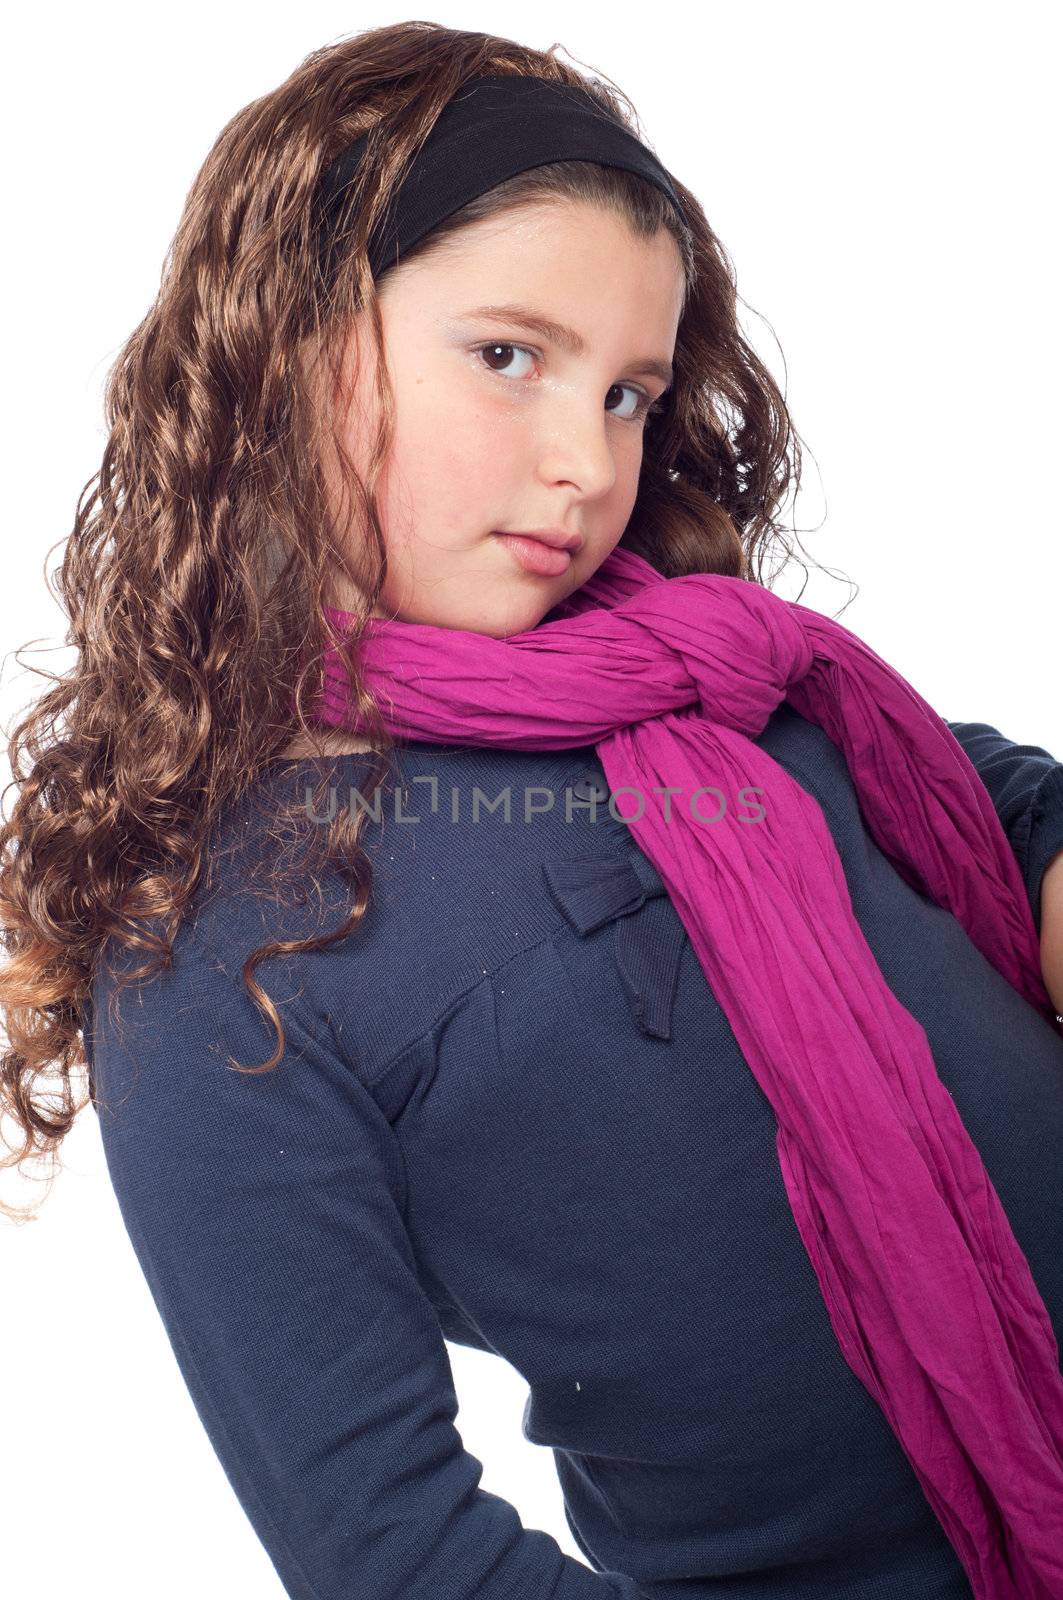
[493,532,575,577]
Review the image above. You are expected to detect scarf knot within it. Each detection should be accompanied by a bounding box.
[620,572,816,736]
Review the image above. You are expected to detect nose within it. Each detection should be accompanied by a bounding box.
[534,394,621,500]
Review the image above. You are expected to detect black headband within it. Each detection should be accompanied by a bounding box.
[315,73,688,281]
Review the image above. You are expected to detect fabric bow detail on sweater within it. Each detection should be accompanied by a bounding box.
[542,848,687,1041]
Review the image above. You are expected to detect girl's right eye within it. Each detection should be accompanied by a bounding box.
[474,342,536,380]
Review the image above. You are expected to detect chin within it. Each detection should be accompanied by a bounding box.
[479,616,545,640]
[455,595,552,640]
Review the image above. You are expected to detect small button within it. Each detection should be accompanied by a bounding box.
[572,771,610,803]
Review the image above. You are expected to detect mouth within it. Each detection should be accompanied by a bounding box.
[492,532,575,577]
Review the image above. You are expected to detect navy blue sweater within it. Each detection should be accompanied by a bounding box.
[86,705,1063,1599]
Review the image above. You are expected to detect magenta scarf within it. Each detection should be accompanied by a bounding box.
[313,545,1063,1597]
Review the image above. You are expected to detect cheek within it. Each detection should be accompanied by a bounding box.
[375,398,507,573]
[395,379,520,495]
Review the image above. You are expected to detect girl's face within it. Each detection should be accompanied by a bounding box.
[325,198,685,638]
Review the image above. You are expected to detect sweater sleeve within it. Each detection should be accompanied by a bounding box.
[946,719,1063,937]
[87,934,646,1600]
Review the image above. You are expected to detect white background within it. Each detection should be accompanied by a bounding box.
[3,2,1060,1594]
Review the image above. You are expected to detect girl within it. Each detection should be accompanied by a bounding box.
[3,20,1063,1600]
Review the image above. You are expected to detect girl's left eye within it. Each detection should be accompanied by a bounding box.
[472,342,663,425]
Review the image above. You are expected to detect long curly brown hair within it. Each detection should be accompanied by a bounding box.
[0,20,847,1221]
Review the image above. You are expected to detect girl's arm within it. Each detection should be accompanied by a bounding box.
[947,720,1063,1015]
[87,939,648,1600]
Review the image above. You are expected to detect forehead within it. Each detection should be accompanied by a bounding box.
[397,197,681,287]
[391,202,684,367]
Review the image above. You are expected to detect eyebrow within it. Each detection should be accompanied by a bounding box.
[454,302,674,386]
